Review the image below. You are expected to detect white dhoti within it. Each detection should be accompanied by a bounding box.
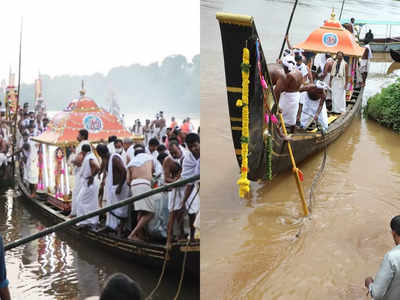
[131,178,155,213]
[76,153,100,226]
[71,170,83,216]
[23,146,39,185]
[105,183,130,230]
[300,94,329,131]
[279,91,300,126]
[299,91,307,105]
[360,59,369,73]
[186,182,200,214]
[168,186,185,212]
[0,153,7,168]
[331,77,346,113]
[105,153,130,230]
[323,74,331,99]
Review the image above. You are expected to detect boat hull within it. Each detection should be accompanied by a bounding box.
[390,49,400,62]
[16,173,200,277]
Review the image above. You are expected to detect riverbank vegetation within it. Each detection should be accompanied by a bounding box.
[364,78,400,133]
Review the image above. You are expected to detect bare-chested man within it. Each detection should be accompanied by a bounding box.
[299,81,329,131]
[127,144,155,241]
[96,144,130,235]
[321,54,334,101]
[164,139,185,240]
[274,56,303,133]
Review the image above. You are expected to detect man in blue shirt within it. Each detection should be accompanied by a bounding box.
[365,216,400,299]
[0,235,11,300]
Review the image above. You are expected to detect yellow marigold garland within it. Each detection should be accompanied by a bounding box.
[236,47,250,198]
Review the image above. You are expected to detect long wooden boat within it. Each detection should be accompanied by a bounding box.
[16,169,200,277]
[390,49,400,62]
[360,38,400,53]
[217,13,363,181]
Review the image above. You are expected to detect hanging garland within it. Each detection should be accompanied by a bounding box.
[256,39,275,180]
[236,46,251,198]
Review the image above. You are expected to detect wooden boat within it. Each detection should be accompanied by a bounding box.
[16,169,200,277]
[390,49,400,62]
[216,12,363,181]
[360,38,400,53]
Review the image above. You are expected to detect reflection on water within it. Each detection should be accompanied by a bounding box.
[201,0,400,299]
[0,191,199,299]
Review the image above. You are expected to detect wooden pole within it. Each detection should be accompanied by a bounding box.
[278,113,309,216]
[339,0,346,21]
[278,0,298,60]
[11,19,23,176]
[5,174,199,251]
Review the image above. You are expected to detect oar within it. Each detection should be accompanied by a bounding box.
[339,0,346,21]
[278,113,309,216]
[278,0,299,60]
[260,44,309,216]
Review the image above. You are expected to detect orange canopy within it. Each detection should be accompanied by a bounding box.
[33,94,133,146]
[294,11,365,57]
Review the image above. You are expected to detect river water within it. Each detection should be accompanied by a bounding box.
[201,0,400,299]
[0,188,199,300]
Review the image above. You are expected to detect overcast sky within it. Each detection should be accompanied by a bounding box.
[1,0,199,85]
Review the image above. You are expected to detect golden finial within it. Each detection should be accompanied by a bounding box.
[80,80,86,97]
[330,8,336,21]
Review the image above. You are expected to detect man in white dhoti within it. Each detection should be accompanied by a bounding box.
[70,129,90,217]
[143,119,152,146]
[126,145,156,241]
[296,54,313,124]
[96,144,130,235]
[360,41,373,87]
[22,141,39,197]
[275,56,303,133]
[299,81,329,132]
[180,133,200,240]
[123,138,135,165]
[329,51,349,114]
[164,139,186,240]
[76,144,100,227]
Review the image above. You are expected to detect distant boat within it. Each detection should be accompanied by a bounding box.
[390,49,400,62]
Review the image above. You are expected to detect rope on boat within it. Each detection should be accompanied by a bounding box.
[306,121,327,213]
[4,174,199,251]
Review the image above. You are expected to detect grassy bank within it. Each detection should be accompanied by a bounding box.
[364,78,400,133]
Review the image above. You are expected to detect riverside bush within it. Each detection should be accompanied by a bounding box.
[365,78,400,133]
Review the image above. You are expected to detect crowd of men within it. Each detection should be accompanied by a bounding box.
[70,127,200,243]
[272,29,372,134]
[129,111,198,146]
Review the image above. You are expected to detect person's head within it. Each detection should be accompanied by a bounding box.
[282,56,296,74]
[336,51,344,61]
[43,118,49,128]
[295,55,303,66]
[157,152,168,166]
[171,116,175,122]
[78,129,89,142]
[81,144,91,157]
[185,133,200,159]
[159,111,163,118]
[166,127,172,136]
[157,144,167,154]
[29,111,34,119]
[391,216,400,245]
[23,112,29,119]
[168,139,182,159]
[96,144,109,159]
[123,138,133,151]
[148,138,160,153]
[146,119,150,125]
[350,17,355,24]
[99,273,143,300]
[325,53,331,59]
[368,29,372,33]
[108,135,117,143]
[133,144,145,155]
[187,117,191,122]
[114,139,123,154]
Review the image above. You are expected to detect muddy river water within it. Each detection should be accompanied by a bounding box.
[201,0,400,299]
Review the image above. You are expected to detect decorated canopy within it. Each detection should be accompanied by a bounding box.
[294,11,365,57]
[32,91,133,146]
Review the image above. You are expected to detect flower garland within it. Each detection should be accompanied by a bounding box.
[236,46,251,198]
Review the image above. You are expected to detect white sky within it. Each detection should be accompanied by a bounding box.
[1,0,199,84]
